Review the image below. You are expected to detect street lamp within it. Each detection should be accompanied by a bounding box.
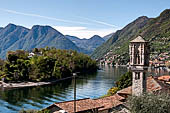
[73,73,77,113]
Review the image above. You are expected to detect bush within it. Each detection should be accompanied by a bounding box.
[115,71,132,89]
[127,93,170,113]
[107,87,119,96]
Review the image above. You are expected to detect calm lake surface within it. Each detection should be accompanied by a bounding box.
[0,66,169,113]
[0,66,127,113]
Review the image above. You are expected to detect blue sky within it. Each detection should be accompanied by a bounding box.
[0,0,170,38]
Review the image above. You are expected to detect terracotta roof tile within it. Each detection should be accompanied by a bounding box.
[93,94,124,110]
[54,98,103,113]
[147,76,162,92]
[158,75,170,82]
[117,76,163,95]
[117,87,132,95]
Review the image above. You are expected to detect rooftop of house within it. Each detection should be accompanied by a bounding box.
[117,76,163,96]
[130,36,147,43]
[93,93,125,110]
[158,75,170,82]
[48,98,103,113]
[46,94,125,113]
[117,87,132,95]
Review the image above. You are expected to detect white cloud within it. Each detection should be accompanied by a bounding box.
[53,26,87,31]
[53,26,120,39]
[77,16,118,27]
[0,8,119,28]
[0,8,121,38]
[0,8,91,25]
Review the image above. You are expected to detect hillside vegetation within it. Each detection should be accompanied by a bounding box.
[91,9,170,64]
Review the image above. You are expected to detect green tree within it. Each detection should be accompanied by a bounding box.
[0,48,98,82]
[116,71,132,89]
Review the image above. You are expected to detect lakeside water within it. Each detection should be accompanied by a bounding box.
[0,66,127,113]
[0,66,169,113]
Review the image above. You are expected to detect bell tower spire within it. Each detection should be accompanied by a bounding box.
[129,36,150,96]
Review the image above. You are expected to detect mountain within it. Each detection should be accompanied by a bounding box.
[87,35,105,51]
[0,24,80,59]
[103,32,115,41]
[0,24,29,56]
[91,9,170,64]
[0,23,105,59]
[91,16,149,59]
[66,35,105,54]
[0,27,3,32]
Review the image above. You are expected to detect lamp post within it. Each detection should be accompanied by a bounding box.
[73,73,77,113]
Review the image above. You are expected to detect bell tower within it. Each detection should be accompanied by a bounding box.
[129,36,150,96]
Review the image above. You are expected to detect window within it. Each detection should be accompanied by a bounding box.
[138,55,140,64]
[135,72,140,80]
[143,73,146,80]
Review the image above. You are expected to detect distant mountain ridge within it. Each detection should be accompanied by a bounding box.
[102,32,115,41]
[91,9,170,63]
[65,35,105,54]
[0,24,106,59]
[0,27,3,32]
[0,24,81,59]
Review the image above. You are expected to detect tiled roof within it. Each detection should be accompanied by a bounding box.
[147,76,162,92]
[54,98,103,113]
[49,94,125,113]
[117,76,163,95]
[117,87,132,95]
[158,75,170,82]
[93,93,124,110]
[153,77,170,94]
[130,36,147,43]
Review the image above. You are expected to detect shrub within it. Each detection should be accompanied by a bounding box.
[127,93,170,113]
[115,71,132,89]
[107,87,119,95]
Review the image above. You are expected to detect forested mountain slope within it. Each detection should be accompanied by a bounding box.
[91,9,170,62]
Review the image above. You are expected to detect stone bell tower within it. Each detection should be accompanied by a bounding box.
[129,36,150,96]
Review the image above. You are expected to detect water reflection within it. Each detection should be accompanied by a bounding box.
[148,67,170,76]
[1,66,169,113]
[0,79,73,112]
[0,67,127,113]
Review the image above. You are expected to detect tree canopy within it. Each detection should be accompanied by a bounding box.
[0,48,97,82]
